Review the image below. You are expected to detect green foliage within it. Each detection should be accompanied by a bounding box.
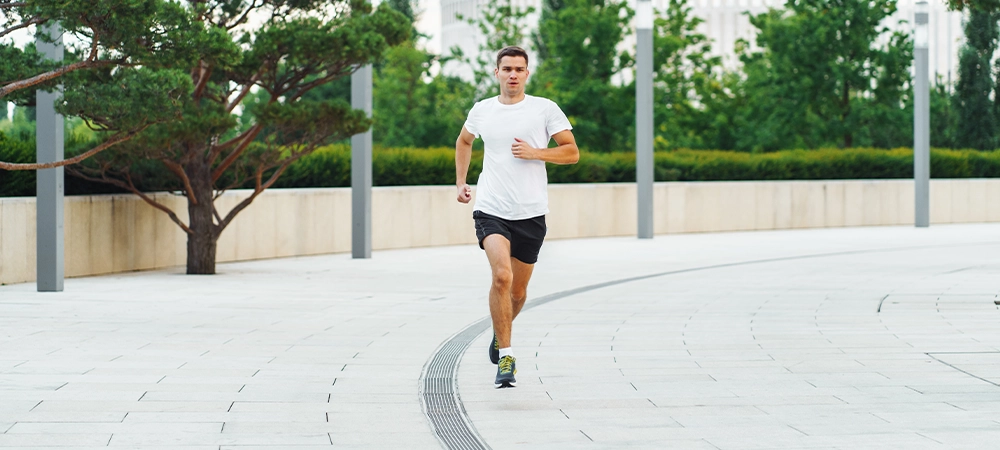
[931,81,960,148]
[1,0,212,107]
[40,1,415,273]
[384,0,417,37]
[71,0,411,204]
[0,131,34,196]
[61,68,193,134]
[736,0,913,151]
[7,143,1000,196]
[0,1,208,173]
[298,0,471,149]
[454,0,535,99]
[273,145,483,187]
[531,0,634,152]
[654,148,915,181]
[248,146,1000,187]
[955,8,1000,149]
[0,112,107,196]
[0,44,46,106]
[949,0,1000,11]
[650,0,726,150]
[372,42,476,148]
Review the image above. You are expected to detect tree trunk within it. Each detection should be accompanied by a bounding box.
[185,159,219,275]
[186,231,217,275]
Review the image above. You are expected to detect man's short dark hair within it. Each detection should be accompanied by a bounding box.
[496,46,529,68]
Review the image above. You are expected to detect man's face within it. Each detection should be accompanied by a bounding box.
[494,56,529,96]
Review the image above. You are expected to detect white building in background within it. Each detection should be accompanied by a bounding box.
[437,0,965,84]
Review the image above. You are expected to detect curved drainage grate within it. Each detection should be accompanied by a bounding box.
[422,317,493,450]
[419,241,1000,449]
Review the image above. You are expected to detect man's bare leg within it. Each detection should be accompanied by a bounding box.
[510,257,535,321]
[483,234,514,348]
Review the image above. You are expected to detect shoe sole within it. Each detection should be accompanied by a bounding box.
[494,380,516,388]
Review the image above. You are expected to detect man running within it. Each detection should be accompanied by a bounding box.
[455,46,580,388]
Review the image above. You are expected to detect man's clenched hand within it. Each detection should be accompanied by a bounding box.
[457,183,472,203]
[511,138,540,160]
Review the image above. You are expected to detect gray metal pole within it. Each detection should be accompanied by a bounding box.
[36,24,64,292]
[914,2,930,228]
[351,65,373,258]
[636,0,654,239]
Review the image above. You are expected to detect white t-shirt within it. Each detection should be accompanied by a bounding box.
[464,95,573,220]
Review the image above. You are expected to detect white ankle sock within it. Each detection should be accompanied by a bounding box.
[499,347,514,358]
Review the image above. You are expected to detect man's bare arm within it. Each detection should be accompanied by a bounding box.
[511,130,579,164]
[456,126,475,203]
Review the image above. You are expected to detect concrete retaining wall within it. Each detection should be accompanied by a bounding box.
[2,179,998,285]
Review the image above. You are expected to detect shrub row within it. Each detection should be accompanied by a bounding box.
[0,133,35,197]
[3,143,1000,196]
[274,145,1000,187]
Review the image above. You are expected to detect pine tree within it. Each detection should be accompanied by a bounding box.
[955,8,999,149]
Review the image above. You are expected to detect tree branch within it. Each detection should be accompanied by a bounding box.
[66,169,194,235]
[213,168,255,200]
[161,160,198,205]
[288,66,351,101]
[226,0,259,30]
[273,65,316,97]
[123,173,194,235]
[226,75,259,113]
[216,190,260,233]
[0,58,122,99]
[0,127,144,170]
[219,152,300,233]
[192,62,213,100]
[86,29,100,61]
[0,2,27,9]
[0,16,44,40]
[211,126,254,156]
[211,124,263,182]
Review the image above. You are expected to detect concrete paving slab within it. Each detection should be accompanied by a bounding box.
[0,433,112,446]
[2,224,1000,448]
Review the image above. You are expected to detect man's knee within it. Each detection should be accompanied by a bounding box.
[512,288,527,303]
[492,268,513,289]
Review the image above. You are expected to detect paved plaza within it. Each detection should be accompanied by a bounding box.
[1,223,999,449]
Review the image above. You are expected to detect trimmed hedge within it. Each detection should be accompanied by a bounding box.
[0,132,35,197]
[275,145,1000,187]
[648,148,1000,181]
[274,145,483,188]
[3,143,1000,196]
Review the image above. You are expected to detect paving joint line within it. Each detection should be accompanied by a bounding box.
[926,352,1000,388]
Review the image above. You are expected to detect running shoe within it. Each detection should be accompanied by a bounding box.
[489,333,499,364]
[495,355,516,388]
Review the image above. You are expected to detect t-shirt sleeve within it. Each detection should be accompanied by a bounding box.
[463,102,481,138]
[545,101,573,138]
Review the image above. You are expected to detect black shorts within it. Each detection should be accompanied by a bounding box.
[473,210,547,264]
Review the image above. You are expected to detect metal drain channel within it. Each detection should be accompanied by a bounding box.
[419,241,1000,449]
[422,316,492,450]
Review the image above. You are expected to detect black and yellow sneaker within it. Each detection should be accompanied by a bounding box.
[495,355,516,388]
[489,333,500,365]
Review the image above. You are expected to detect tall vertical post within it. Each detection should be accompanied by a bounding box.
[914,1,930,228]
[636,0,654,239]
[36,24,64,292]
[351,65,373,258]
